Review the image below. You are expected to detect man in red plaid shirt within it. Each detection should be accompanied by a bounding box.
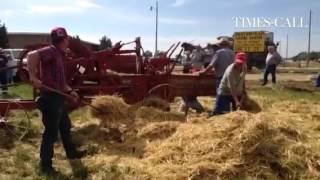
[27,27,86,175]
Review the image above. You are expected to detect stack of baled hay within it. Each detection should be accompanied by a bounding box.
[87,95,320,179]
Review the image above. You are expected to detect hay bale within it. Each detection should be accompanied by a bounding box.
[90,95,132,127]
[137,121,180,141]
[135,106,185,124]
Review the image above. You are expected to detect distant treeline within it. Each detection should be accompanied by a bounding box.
[292,51,320,61]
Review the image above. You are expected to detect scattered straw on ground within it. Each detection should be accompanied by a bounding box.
[4,81,320,179]
[90,96,185,128]
[142,111,320,179]
[128,96,171,112]
[139,96,171,112]
[135,106,185,124]
[240,96,262,113]
[137,121,181,141]
[86,95,320,179]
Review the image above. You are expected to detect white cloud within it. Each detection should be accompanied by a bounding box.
[159,17,198,25]
[0,9,20,18]
[92,5,199,26]
[28,5,83,14]
[172,0,187,7]
[27,0,101,15]
[98,6,199,26]
[215,0,263,8]
[1,0,198,26]
[2,10,16,16]
[76,0,101,8]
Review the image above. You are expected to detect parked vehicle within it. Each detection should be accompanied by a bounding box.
[3,49,25,82]
[233,31,277,70]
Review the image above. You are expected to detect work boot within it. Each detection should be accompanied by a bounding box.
[40,164,58,176]
[66,149,87,160]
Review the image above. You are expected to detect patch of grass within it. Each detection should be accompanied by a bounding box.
[8,84,34,100]
[248,81,320,104]
[92,163,147,180]
[69,160,89,179]
[262,88,319,101]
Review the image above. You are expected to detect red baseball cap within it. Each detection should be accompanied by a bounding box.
[50,27,68,40]
[235,52,247,64]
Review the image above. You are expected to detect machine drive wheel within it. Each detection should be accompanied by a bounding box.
[147,83,175,102]
[0,101,32,140]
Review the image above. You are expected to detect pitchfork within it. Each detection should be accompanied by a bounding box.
[39,84,105,114]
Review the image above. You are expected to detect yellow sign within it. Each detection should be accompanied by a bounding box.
[233,31,266,52]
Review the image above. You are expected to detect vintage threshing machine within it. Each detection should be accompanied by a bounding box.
[0,37,216,139]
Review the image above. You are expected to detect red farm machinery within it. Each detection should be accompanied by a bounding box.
[0,37,216,139]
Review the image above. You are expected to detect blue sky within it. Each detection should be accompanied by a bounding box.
[0,0,320,57]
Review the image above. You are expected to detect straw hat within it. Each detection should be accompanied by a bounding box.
[212,38,229,46]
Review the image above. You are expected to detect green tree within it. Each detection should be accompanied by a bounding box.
[309,51,319,61]
[292,52,307,61]
[0,21,9,48]
[292,51,320,61]
[99,36,112,50]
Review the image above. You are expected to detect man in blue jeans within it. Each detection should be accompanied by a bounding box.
[210,52,248,116]
[262,46,281,86]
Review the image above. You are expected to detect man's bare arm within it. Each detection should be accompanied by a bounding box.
[200,53,218,75]
[27,51,42,88]
[201,64,214,74]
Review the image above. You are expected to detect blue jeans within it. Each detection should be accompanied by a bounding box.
[7,69,13,84]
[216,77,223,94]
[316,74,320,87]
[181,96,205,113]
[263,64,276,84]
[213,95,236,115]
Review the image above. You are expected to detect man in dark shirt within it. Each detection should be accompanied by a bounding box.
[0,48,8,94]
[27,27,85,175]
[200,38,235,93]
